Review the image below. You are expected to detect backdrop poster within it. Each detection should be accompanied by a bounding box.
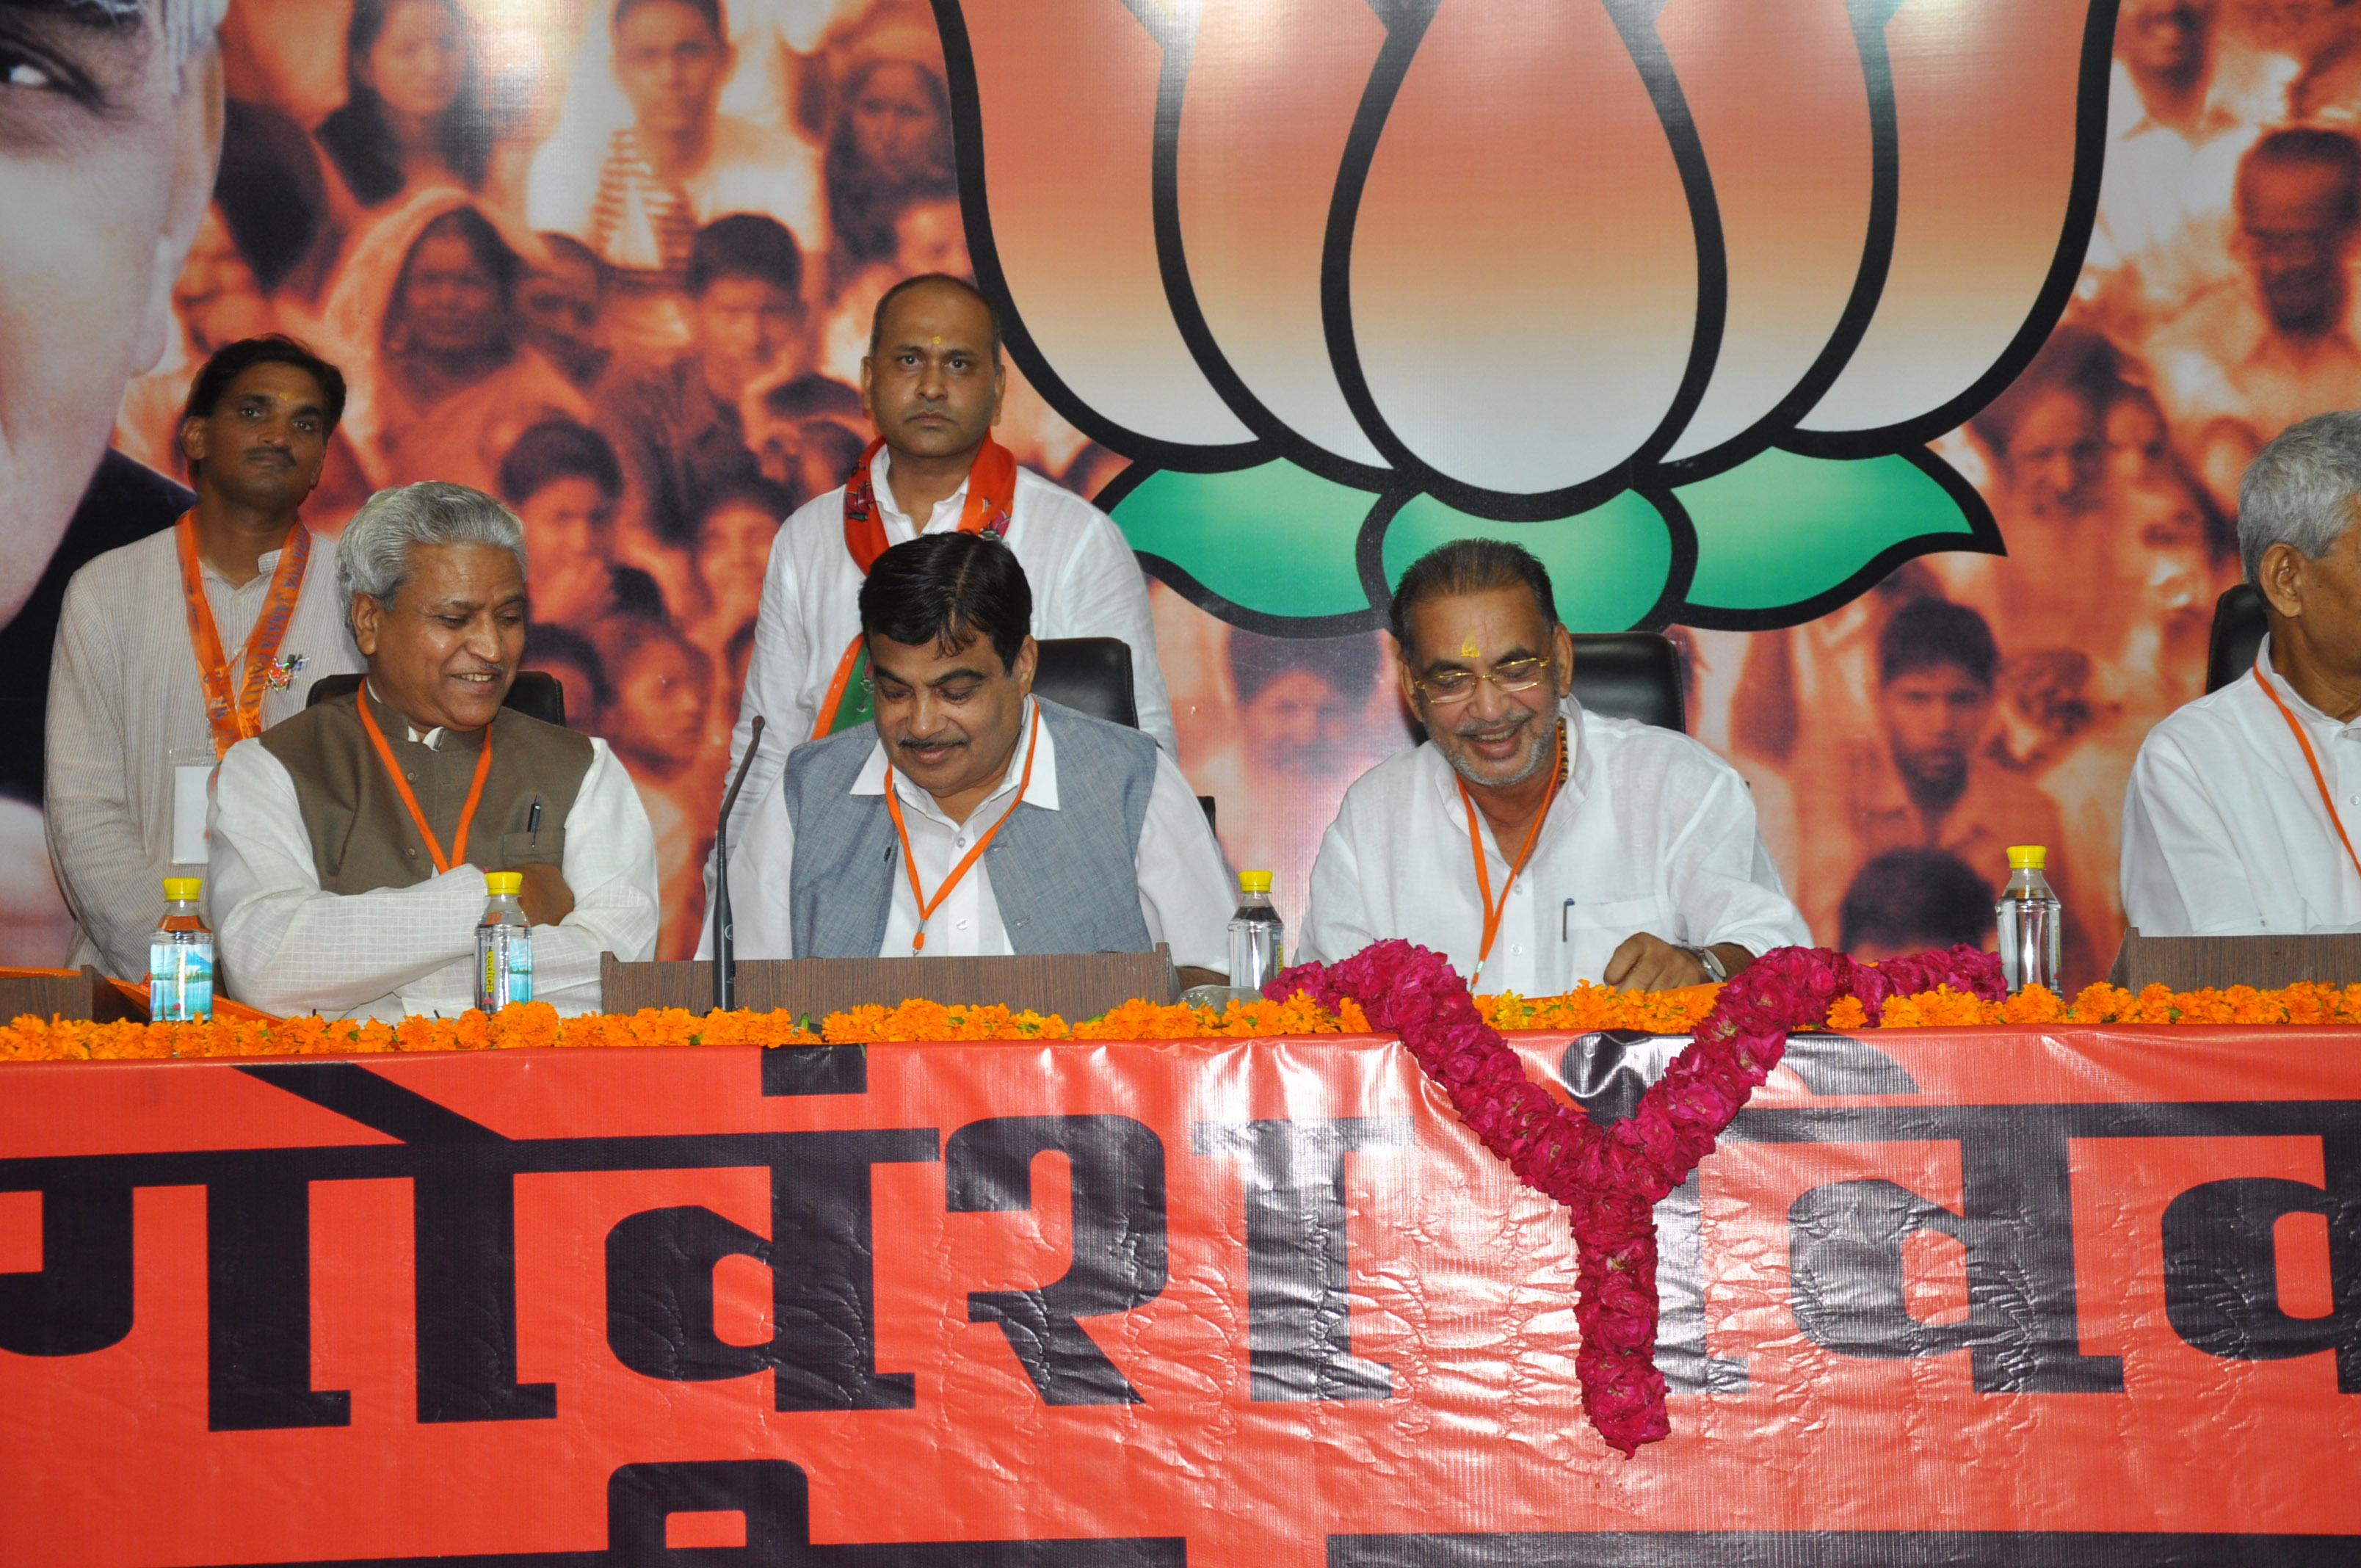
[0,0,2332,978]
[0,1027,2355,1562]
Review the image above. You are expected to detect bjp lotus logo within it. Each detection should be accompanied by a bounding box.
[940,0,2114,631]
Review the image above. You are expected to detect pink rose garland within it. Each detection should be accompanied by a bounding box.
[1270,939,2001,1455]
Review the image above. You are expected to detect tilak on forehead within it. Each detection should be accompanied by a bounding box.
[1460,634,1481,658]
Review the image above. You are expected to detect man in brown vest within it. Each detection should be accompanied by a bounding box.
[207,482,659,1017]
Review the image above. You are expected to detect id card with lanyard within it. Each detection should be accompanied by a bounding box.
[171,515,311,865]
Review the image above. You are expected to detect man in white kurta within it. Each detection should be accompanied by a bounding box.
[2122,410,2361,933]
[208,482,657,1017]
[1302,540,1806,992]
[712,275,1175,943]
[46,340,363,979]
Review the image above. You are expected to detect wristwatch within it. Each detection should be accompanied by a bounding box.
[1683,944,1729,984]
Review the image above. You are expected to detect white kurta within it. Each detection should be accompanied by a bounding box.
[2121,633,2361,935]
[708,448,1178,945]
[1299,700,1809,993]
[728,697,1233,970]
[208,724,660,1018]
[45,526,363,978]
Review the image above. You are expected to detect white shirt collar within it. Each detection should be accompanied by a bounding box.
[199,545,286,593]
[851,695,1062,825]
[871,445,974,538]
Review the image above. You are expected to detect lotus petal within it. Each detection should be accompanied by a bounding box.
[1798,0,2103,438]
[951,0,1255,453]
[1113,461,1382,623]
[1674,448,1990,619]
[1342,0,1701,500]
[1655,0,1878,467]
[1171,0,1392,471]
[1381,490,1675,633]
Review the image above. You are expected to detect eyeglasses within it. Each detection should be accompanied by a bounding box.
[1412,656,1552,705]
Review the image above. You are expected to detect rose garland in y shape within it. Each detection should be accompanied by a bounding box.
[1269,939,2003,1456]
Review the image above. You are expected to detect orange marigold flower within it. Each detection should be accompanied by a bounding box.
[1825,995,1869,1031]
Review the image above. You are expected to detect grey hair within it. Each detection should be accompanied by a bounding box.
[63,0,230,77]
[2238,410,2361,584]
[337,482,529,639]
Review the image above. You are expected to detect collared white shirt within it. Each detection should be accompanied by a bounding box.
[1299,700,1808,994]
[2121,633,2361,935]
[729,697,1233,968]
[207,723,660,1020]
[712,448,1178,933]
[46,525,362,979]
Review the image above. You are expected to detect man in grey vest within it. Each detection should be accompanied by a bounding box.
[208,482,659,1017]
[728,531,1231,977]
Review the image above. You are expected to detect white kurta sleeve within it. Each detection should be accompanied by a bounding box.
[706,520,814,948]
[43,570,159,978]
[208,740,488,1015]
[534,739,661,1011]
[1298,812,1378,967]
[724,766,800,961]
[1135,753,1236,972]
[1660,765,1813,957]
[2119,732,2267,937]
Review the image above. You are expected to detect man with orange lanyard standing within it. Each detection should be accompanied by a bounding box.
[708,273,1177,946]
[727,531,1231,979]
[45,337,364,981]
[2125,410,2361,932]
[1299,540,1807,992]
[205,482,657,1017]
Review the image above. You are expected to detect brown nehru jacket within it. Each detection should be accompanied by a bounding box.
[258,686,593,893]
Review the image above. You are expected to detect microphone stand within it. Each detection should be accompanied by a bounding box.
[711,716,765,1014]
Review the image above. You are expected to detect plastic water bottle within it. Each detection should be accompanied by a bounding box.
[1995,845,2063,995]
[1227,869,1284,992]
[149,876,214,1023]
[475,871,534,1012]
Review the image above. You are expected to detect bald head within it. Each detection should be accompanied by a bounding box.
[868,271,1000,366]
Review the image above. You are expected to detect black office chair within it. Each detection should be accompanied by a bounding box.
[306,670,567,727]
[1031,636,1137,727]
[1569,632,1686,732]
[2205,582,2268,694]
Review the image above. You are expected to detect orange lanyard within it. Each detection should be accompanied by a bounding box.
[355,692,495,875]
[814,438,1019,741]
[1457,725,1567,984]
[880,703,1041,951]
[175,512,311,754]
[2253,652,2361,886]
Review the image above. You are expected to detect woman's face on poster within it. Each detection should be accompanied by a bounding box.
[395,225,505,356]
[853,62,943,178]
[360,0,465,122]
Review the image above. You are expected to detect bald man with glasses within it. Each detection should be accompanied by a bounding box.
[1299,540,1807,993]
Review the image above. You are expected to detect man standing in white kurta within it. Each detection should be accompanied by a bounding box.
[2123,409,2361,932]
[1300,539,1807,993]
[708,272,1176,948]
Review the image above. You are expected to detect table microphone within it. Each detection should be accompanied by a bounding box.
[711,716,765,1014]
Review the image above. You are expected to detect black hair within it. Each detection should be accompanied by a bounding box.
[536,230,606,283]
[1838,847,1995,954]
[761,372,863,421]
[686,213,804,299]
[524,623,612,720]
[1877,597,1999,689]
[826,57,956,284]
[181,336,349,477]
[1967,323,2119,460]
[498,418,623,506]
[2241,125,2361,225]
[398,205,522,305]
[1228,628,1379,708]
[215,100,327,294]
[698,474,795,529]
[613,0,723,37]
[1388,538,1559,654]
[868,272,1002,366]
[859,531,1031,672]
[315,0,493,208]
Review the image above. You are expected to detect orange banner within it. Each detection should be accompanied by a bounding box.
[1,1026,2356,1565]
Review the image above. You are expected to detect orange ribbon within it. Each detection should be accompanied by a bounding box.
[175,512,311,755]
[2252,652,2361,887]
[880,702,1041,952]
[1457,723,1568,984]
[355,691,495,876]
[813,435,1020,741]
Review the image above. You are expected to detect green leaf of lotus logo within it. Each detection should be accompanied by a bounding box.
[937,0,2115,631]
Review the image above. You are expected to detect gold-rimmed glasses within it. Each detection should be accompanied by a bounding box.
[1412,656,1552,706]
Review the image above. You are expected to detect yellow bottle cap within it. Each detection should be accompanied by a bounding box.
[162,876,201,901]
[1238,869,1274,894]
[2006,846,2048,870]
[485,871,524,896]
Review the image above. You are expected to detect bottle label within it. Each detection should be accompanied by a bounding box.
[149,940,214,1024]
[477,928,534,1012]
